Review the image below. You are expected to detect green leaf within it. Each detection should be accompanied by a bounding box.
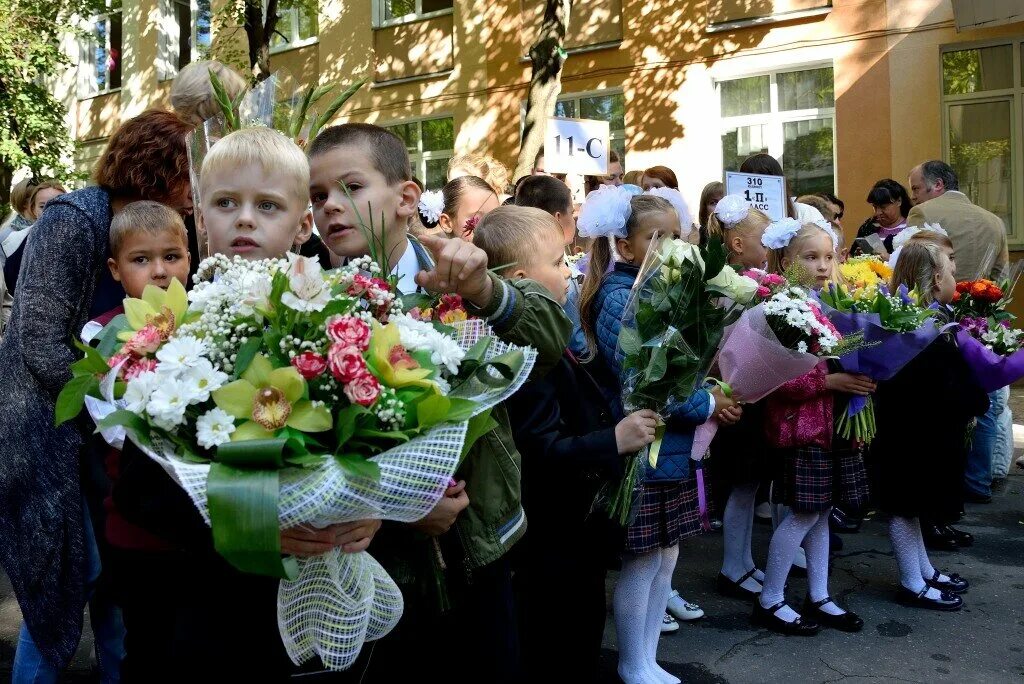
[97,410,154,448]
[618,327,642,356]
[233,336,263,379]
[334,453,382,481]
[55,375,99,426]
[647,346,669,383]
[307,78,368,147]
[416,392,450,428]
[288,401,333,433]
[354,427,412,442]
[445,397,479,423]
[461,410,498,461]
[208,68,240,131]
[95,315,130,357]
[401,293,434,312]
[215,438,288,469]
[208,464,297,579]
[73,339,112,375]
[335,404,368,448]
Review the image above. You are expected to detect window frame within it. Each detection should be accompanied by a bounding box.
[79,0,123,99]
[940,37,1024,248]
[158,0,212,81]
[554,87,628,162]
[716,62,838,197]
[382,114,456,189]
[269,2,319,54]
[372,0,454,30]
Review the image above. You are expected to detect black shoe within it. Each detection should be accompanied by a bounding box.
[830,507,862,533]
[896,585,963,611]
[963,490,992,504]
[944,525,974,547]
[752,600,820,636]
[717,569,762,601]
[922,523,959,552]
[926,570,969,594]
[709,517,724,532]
[802,596,864,632]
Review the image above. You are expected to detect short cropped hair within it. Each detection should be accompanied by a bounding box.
[201,127,309,204]
[170,61,248,124]
[109,200,188,258]
[473,206,561,273]
[94,110,194,203]
[515,175,573,216]
[920,160,959,192]
[308,123,410,185]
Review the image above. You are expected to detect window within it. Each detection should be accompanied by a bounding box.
[271,1,318,52]
[941,39,1023,245]
[79,0,123,97]
[555,91,627,163]
[719,65,836,197]
[385,117,455,190]
[157,0,212,80]
[374,0,454,27]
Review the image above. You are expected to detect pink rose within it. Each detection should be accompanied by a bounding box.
[344,372,381,407]
[328,343,367,383]
[756,285,771,299]
[124,325,162,356]
[291,351,328,380]
[326,315,371,351]
[124,357,158,380]
[763,274,786,287]
[369,277,391,293]
[347,274,372,296]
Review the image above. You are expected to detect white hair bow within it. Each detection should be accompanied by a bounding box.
[714,194,750,225]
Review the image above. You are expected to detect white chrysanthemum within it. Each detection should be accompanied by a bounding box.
[196,407,236,449]
[797,341,808,354]
[181,358,230,403]
[146,378,195,429]
[122,371,160,413]
[714,194,751,225]
[418,190,444,224]
[761,217,803,250]
[155,336,208,373]
[391,314,466,374]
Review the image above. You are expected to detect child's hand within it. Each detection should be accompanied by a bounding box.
[615,409,659,454]
[710,386,740,412]
[415,234,493,307]
[410,480,470,537]
[717,405,743,425]
[280,520,383,557]
[825,372,877,396]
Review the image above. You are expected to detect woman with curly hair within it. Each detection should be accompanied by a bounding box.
[0,109,194,681]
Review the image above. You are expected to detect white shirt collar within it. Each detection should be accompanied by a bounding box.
[392,238,421,295]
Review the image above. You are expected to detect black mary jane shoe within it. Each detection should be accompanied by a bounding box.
[926,570,969,594]
[896,585,963,611]
[944,525,974,547]
[922,523,959,552]
[752,600,820,636]
[802,596,863,632]
[830,507,862,533]
[717,568,762,601]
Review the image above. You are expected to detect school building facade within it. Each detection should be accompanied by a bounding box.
[61,0,1024,249]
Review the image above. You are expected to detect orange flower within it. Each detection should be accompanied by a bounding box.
[970,282,989,298]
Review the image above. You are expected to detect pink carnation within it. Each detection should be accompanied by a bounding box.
[762,274,786,287]
[344,371,381,407]
[756,285,771,299]
[810,303,841,337]
[328,343,367,383]
[124,357,158,380]
[347,274,372,296]
[291,351,328,380]
[124,325,162,356]
[326,315,371,351]
[369,277,391,293]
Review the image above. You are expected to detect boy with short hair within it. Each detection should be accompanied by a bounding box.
[514,174,576,246]
[309,125,571,682]
[476,206,658,681]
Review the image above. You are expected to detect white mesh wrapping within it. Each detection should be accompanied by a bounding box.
[128,318,536,670]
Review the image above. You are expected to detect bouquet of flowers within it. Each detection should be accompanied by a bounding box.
[57,253,535,671]
[840,255,892,299]
[609,237,758,524]
[690,269,864,459]
[953,275,1024,391]
[817,281,945,443]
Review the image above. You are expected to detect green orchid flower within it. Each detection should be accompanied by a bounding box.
[213,354,333,441]
[118,278,189,342]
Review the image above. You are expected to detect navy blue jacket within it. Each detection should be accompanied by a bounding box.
[587,262,711,481]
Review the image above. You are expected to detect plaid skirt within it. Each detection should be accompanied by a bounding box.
[774,443,870,513]
[625,471,710,554]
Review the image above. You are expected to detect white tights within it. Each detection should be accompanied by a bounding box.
[614,545,681,684]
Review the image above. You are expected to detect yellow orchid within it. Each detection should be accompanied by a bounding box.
[368,320,434,389]
[117,278,188,342]
[212,354,332,441]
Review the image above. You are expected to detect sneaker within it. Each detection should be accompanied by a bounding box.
[666,591,705,621]
[660,612,680,633]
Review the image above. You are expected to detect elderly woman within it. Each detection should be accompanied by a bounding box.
[0,109,195,680]
[852,179,912,257]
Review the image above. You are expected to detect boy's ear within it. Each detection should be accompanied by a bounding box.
[293,210,313,247]
[511,267,528,281]
[107,256,121,282]
[195,209,207,236]
[395,180,421,220]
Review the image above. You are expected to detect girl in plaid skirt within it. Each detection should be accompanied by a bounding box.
[756,219,872,636]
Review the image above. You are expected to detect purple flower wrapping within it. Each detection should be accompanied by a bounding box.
[955,329,1024,392]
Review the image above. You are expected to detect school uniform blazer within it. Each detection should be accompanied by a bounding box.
[906,191,1008,281]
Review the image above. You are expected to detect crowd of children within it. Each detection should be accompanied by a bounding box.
[0,87,996,683]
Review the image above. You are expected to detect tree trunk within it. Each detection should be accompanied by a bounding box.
[243,0,279,83]
[513,0,572,182]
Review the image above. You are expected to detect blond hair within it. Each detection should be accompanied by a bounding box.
[170,61,247,125]
[27,181,67,220]
[767,222,834,276]
[110,200,188,258]
[472,206,560,274]
[10,179,37,217]
[448,153,510,196]
[200,127,309,204]
[706,206,770,240]
[890,241,947,307]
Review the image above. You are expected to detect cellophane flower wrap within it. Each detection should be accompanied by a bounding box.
[816,280,945,443]
[607,236,758,525]
[691,268,857,459]
[952,272,1024,391]
[57,253,536,671]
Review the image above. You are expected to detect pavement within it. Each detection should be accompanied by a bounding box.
[2,460,1022,683]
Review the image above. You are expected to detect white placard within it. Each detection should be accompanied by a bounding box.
[725,172,787,221]
[543,117,610,175]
